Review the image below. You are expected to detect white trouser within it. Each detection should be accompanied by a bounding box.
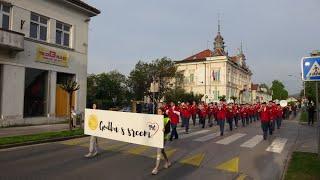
[89,136,98,153]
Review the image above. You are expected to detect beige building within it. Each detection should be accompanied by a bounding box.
[0,0,100,126]
[176,27,252,103]
[251,84,272,103]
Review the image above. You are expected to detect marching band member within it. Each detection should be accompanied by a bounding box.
[216,103,227,136]
[259,102,270,140]
[226,103,234,131]
[180,102,191,134]
[85,103,99,158]
[198,104,207,129]
[167,102,180,141]
[190,101,198,126]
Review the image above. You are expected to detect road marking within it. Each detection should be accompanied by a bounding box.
[216,133,246,145]
[240,135,263,148]
[194,132,220,142]
[236,173,248,180]
[180,130,210,139]
[151,148,177,159]
[266,138,287,153]
[215,157,239,173]
[180,153,205,167]
[126,145,150,155]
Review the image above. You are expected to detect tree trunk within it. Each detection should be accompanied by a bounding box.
[69,91,73,131]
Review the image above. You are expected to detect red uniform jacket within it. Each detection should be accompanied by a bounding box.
[216,107,226,120]
[198,108,207,118]
[180,106,191,119]
[260,107,270,123]
[167,106,180,125]
[190,105,197,115]
[226,107,234,119]
[240,107,248,118]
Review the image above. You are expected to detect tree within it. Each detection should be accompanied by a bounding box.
[164,87,203,104]
[270,80,288,100]
[230,96,237,103]
[301,81,317,103]
[87,71,130,110]
[128,57,182,101]
[218,95,227,102]
[60,80,80,130]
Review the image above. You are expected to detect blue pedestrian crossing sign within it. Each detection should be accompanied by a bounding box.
[301,56,320,81]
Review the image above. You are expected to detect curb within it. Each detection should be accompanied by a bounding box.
[0,135,88,149]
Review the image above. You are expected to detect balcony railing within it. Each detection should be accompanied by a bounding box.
[0,28,24,51]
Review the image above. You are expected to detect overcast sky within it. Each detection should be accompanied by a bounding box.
[86,0,320,95]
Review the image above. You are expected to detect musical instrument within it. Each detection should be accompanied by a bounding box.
[280,100,288,107]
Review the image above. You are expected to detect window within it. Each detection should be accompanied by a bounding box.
[212,70,220,81]
[56,21,71,47]
[190,74,194,83]
[30,13,48,41]
[0,3,10,30]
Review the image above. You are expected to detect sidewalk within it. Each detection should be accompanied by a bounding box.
[0,124,69,138]
[294,122,318,153]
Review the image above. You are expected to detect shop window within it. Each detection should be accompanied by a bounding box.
[56,21,71,47]
[24,68,48,117]
[0,3,10,30]
[30,13,48,41]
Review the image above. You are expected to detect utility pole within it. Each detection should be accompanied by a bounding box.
[317,82,320,157]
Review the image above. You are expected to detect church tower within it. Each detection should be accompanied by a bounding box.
[213,18,226,56]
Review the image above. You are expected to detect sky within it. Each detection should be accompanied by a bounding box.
[86,0,320,95]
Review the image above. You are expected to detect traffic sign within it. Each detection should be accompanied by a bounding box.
[301,56,320,81]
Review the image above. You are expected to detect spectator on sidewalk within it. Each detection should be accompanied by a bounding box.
[307,102,315,126]
[85,103,99,158]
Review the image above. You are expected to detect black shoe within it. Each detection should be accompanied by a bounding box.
[169,138,173,141]
[174,137,178,140]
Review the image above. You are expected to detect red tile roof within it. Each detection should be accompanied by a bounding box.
[184,49,213,61]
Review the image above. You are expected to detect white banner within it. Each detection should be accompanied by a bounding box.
[84,109,164,148]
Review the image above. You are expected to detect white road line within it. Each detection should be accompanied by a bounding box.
[266,138,288,153]
[180,130,211,139]
[240,135,263,148]
[194,132,220,142]
[216,133,246,145]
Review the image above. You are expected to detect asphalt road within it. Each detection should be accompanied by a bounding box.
[0,119,300,180]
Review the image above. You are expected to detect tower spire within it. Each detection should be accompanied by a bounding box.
[240,41,243,54]
[218,13,221,33]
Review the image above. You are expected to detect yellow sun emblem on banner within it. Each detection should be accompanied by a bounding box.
[88,114,98,130]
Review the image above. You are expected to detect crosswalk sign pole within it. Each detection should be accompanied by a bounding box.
[317,82,320,158]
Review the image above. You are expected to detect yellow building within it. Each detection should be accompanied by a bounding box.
[176,27,252,103]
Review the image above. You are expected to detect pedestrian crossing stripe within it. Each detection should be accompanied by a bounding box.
[180,130,210,139]
[194,132,220,142]
[127,145,150,155]
[240,135,263,148]
[180,153,205,167]
[266,138,287,153]
[216,133,246,145]
[151,148,177,159]
[215,157,239,173]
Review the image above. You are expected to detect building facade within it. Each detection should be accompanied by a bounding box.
[251,84,272,103]
[176,27,252,103]
[0,0,99,126]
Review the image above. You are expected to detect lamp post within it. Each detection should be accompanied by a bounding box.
[150,77,159,114]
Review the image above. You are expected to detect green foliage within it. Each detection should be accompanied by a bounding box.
[128,57,182,101]
[60,80,80,93]
[301,81,317,103]
[230,96,237,102]
[164,87,203,104]
[218,95,226,102]
[271,80,289,100]
[285,152,320,180]
[0,129,83,146]
[87,71,130,109]
[299,111,308,122]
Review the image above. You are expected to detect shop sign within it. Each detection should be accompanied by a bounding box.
[36,46,69,67]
